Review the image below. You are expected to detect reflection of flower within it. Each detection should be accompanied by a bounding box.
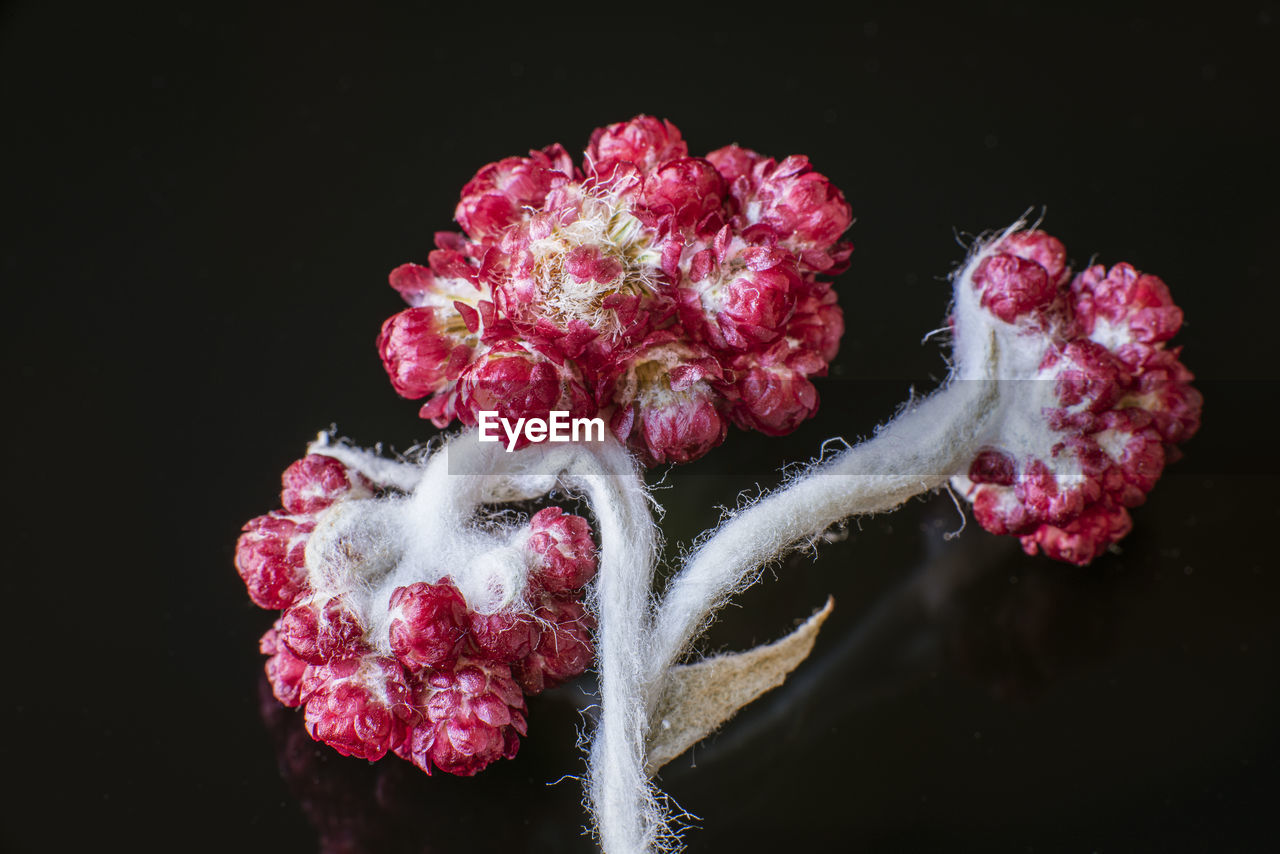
[937,542,1124,702]
[377,115,852,465]
[950,230,1202,564]
[257,678,412,854]
[238,453,598,775]
[257,674,589,854]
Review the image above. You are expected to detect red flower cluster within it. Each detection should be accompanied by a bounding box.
[237,455,598,774]
[378,115,852,465]
[952,230,1202,564]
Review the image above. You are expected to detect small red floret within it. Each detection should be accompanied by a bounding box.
[301,656,419,761]
[526,507,598,594]
[282,454,369,515]
[388,581,470,669]
[235,513,314,609]
[399,658,528,776]
[514,598,595,695]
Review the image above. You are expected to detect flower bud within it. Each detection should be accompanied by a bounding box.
[388,581,470,669]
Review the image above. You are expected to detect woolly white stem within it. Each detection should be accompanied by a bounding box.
[417,432,663,852]
[574,377,1000,854]
[638,222,1021,697]
[308,431,427,492]
[560,440,664,854]
[644,375,999,701]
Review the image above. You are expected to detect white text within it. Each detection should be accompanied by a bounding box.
[476,411,606,451]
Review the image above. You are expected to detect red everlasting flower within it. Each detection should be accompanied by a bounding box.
[725,338,824,437]
[1071,263,1183,354]
[453,343,595,447]
[237,450,599,776]
[676,229,800,351]
[787,280,845,364]
[377,307,469,399]
[707,146,853,270]
[1000,229,1068,284]
[1126,348,1203,449]
[641,158,726,230]
[972,252,1058,324]
[379,116,852,465]
[604,335,730,465]
[952,229,1201,563]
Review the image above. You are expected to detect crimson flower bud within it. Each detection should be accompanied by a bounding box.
[455,144,573,240]
[468,610,542,664]
[525,507,598,594]
[455,344,594,448]
[301,656,419,761]
[388,581,469,669]
[586,115,687,175]
[281,454,371,515]
[514,598,594,695]
[235,513,314,609]
[400,658,528,776]
[281,596,365,664]
[377,308,466,399]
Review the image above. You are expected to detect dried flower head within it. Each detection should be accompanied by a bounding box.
[236,451,599,774]
[950,229,1203,564]
[378,115,852,465]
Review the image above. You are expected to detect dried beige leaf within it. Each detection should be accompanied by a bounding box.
[645,597,834,776]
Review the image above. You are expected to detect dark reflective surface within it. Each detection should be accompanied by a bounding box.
[7,4,1278,852]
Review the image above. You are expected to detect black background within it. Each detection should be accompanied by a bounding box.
[5,4,1279,852]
